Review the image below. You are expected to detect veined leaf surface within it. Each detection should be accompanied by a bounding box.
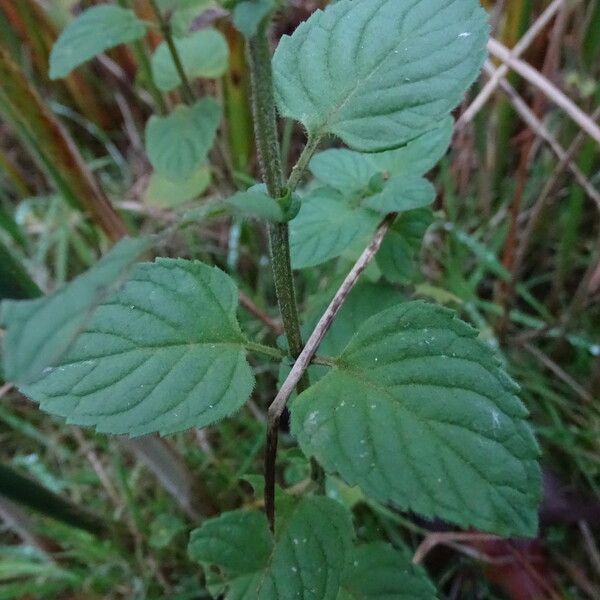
[290,188,379,269]
[292,302,541,537]
[273,0,487,150]
[20,259,254,436]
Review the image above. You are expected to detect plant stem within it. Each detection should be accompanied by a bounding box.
[267,213,397,423]
[245,341,284,360]
[148,0,195,105]
[287,134,320,191]
[247,26,284,199]
[248,23,311,531]
[247,25,304,360]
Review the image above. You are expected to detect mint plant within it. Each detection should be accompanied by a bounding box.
[0,0,542,597]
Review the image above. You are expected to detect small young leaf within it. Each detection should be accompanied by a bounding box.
[362,176,436,214]
[49,6,146,79]
[0,237,153,386]
[310,118,453,195]
[151,29,229,92]
[233,0,277,38]
[339,543,436,600]
[188,496,352,599]
[290,188,379,269]
[19,259,254,436]
[273,0,487,150]
[226,190,285,222]
[291,302,541,537]
[376,209,433,283]
[145,167,212,208]
[145,98,221,181]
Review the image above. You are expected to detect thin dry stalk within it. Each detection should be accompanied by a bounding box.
[484,62,600,211]
[487,38,600,144]
[514,106,600,282]
[413,532,501,564]
[458,0,567,127]
[523,342,593,404]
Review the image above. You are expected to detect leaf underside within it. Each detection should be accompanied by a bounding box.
[20,259,254,437]
[291,301,541,537]
[273,0,488,150]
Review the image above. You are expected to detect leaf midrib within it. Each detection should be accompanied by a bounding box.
[57,338,248,369]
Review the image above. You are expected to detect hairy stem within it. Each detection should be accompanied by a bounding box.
[247,23,310,530]
[247,26,305,362]
[148,0,195,105]
[245,341,285,360]
[247,25,283,199]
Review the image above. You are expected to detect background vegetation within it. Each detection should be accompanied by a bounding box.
[0,0,599,598]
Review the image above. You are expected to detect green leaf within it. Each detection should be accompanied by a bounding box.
[233,0,276,38]
[291,301,541,537]
[145,167,212,208]
[226,190,285,222]
[49,6,146,79]
[0,237,153,386]
[273,0,487,150]
[299,282,401,385]
[310,118,453,195]
[362,176,435,214]
[338,543,436,600]
[290,190,431,276]
[376,210,433,283]
[306,282,401,359]
[151,29,229,92]
[145,98,221,181]
[188,496,352,599]
[19,259,254,436]
[290,188,379,269]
